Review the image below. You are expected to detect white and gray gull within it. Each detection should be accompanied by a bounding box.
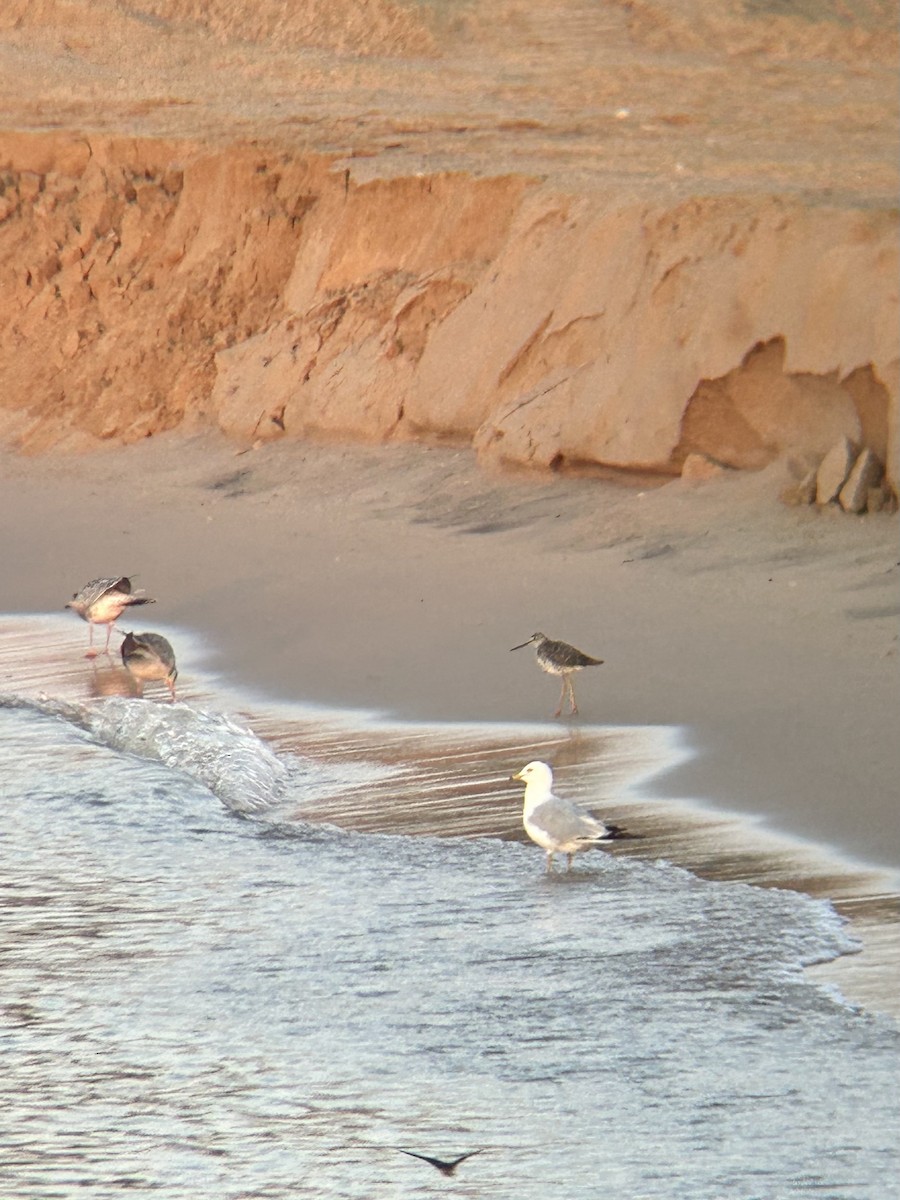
[511,760,624,872]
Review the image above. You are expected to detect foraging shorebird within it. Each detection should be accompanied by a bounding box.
[66,577,155,657]
[512,761,624,872]
[120,631,178,700]
[393,1148,484,1176]
[510,632,603,717]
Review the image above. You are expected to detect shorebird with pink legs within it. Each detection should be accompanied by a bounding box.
[66,576,156,657]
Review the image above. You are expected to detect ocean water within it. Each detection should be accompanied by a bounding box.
[1,657,899,1199]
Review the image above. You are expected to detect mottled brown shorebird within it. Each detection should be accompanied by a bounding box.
[512,760,625,872]
[393,1148,484,1176]
[121,631,178,700]
[510,632,603,717]
[66,576,155,657]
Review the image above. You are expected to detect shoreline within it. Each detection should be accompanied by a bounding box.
[3,609,897,1022]
[2,606,898,1019]
[1,433,898,1014]
[4,434,896,854]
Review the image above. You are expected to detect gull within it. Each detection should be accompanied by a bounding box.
[120,631,178,700]
[512,760,624,871]
[66,576,155,657]
[393,1148,485,1176]
[510,632,603,717]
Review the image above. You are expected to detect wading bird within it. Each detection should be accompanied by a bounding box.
[512,760,625,872]
[66,576,155,657]
[121,631,178,700]
[510,632,603,717]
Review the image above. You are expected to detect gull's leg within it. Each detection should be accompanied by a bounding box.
[566,852,574,871]
[545,852,555,873]
[167,677,177,702]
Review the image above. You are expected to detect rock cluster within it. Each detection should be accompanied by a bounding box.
[781,438,896,514]
[680,452,728,483]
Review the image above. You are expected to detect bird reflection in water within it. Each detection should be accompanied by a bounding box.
[89,659,141,699]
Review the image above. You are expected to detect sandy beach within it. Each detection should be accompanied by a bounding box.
[1,434,897,1011]
[1,9,898,1197]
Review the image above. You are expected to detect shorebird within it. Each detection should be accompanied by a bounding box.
[120,631,178,700]
[511,760,624,872]
[510,632,603,717]
[393,1148,484,1176]
[66,577,155,657]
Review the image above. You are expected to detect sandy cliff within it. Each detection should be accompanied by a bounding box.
[0,0,897,480]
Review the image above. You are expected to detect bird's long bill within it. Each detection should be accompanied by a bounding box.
[509,638,535,652]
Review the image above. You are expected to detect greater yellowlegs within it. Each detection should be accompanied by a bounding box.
[510,632,603,717]
[511,760,624,871]
[393,1148,484,1176]
[120,631,178,700]
[66,577,155,657]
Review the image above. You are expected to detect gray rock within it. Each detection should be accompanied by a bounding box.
[782,468,825,506]
[866,483,897,514]
[867,485,886,514]
[797,467,819,504]
[681,452,726,482]
[839,448,884,513]
[816,437,858,504]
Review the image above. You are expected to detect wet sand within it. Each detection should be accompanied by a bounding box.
[1,433,898,1013]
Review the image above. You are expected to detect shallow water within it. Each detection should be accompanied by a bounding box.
[2,668,899,1199]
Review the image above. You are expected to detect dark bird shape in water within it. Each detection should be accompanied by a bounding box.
[512,760,626,872]
[121,631,178,700]
[510,631,603,717]
[393,1148,485,1176]
[66,576,155,657]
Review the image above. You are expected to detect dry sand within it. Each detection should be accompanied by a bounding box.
[1,435,898,1011]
